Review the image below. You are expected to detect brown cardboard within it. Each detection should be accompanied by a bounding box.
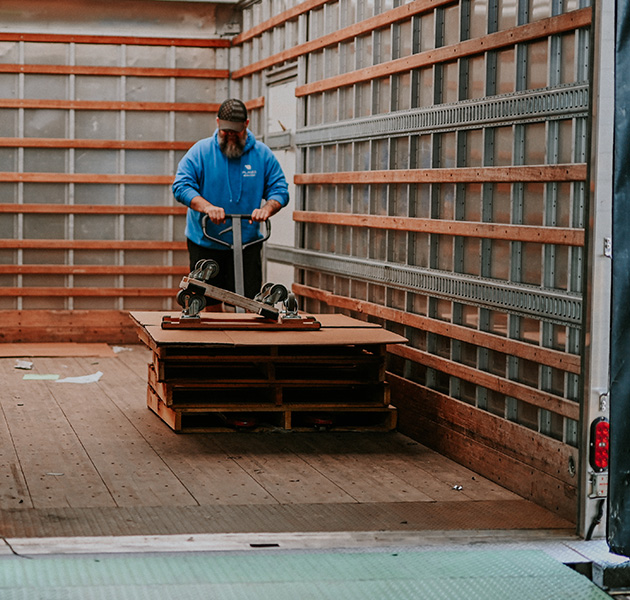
[129,311,407,347]
[129,311,381,329]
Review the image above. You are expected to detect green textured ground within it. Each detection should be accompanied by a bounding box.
[0,548,611,600]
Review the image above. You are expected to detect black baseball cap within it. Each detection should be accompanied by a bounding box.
[217,98,248,132]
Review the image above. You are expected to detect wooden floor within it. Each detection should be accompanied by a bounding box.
[0,344,574,538]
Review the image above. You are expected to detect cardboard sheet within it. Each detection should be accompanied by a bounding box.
[130,312,407,348]
[128,311,380,329]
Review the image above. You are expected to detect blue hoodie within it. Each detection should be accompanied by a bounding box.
[172,130,289,249]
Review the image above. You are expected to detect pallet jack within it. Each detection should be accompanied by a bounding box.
[161,215,323,429]
[162,214,321,331]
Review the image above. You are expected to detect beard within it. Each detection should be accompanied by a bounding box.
[219,131,246,158]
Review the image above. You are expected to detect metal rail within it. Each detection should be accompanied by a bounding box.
[267,245,582,327]
[295,83,589,146]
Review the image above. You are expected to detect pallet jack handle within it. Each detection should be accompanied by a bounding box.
[201,213,271,304]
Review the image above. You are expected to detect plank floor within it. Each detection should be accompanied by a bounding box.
[0,345,574,538]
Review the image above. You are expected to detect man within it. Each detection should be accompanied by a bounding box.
[172,98,289,309]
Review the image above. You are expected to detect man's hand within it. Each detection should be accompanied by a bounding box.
[250,199,282,223]
[190,195,225,224]
[204,204,226,225]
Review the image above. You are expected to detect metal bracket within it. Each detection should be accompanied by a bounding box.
[590,471,608,498]
[604,237,612,258]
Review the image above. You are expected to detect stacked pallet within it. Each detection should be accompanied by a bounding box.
[129,311,407,433]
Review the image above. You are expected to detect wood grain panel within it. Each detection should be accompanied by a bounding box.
[231,0,455,79]
[0,138,193,150]
[0,240,185,250]
[0,265,187,275]
[232,0,331,45]
[0,310,141,344]
[292,283,581,375]
[388,373,578,486]
[0,32,230,48]
[294,165,587,185]
[0,172,174,184]
[0,99,218,112]
[0,204,186,215]
[0,357,117,508]
[0,288,177,297]
[0,96,264,113]
[0,64,228,78]
[388,344,579,420]
[293,211,585,246]
[296,8,591,96]
[388,374,577,521]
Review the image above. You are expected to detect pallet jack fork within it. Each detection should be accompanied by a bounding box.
[163,215,320,331]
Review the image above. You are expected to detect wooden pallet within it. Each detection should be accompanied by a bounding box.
[147,363,390,408]
[130,311,407,434]
[147,385,397,433]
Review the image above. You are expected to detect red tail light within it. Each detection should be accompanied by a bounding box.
[590,417,610,472]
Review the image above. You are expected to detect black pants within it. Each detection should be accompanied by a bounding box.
[187,238,263,304]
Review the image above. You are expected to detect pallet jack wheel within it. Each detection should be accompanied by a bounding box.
[188,293,206,315]
[177,290,206,316]
[266,284,288,305]
[284,293,299,313]
[254,282,274,302]
[270,284,288,300]
[176,289,192,308]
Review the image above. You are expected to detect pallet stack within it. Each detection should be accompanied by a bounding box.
[129,311,407,433]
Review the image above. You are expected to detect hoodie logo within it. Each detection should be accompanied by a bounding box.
[243,164,257,178]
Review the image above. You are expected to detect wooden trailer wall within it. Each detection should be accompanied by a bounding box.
[0,0,592,522]
[0,0,238,342]
[232,0,591,522]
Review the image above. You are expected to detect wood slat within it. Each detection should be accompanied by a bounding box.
[293,211,585,246]
[0,64,228,79]
[0,137,193,150]
[0,32,231,48]
[294,164,587,185]
[97,351,281,506]
[0,367,32,508]
[0,98,219,112]
[0,357,117,508]
[0,204,186,215]
[231,0,454,79]
[0,240,185,250]
[295,8,592,96]
[0,172,174,184]
[232,0,332,45]
[0,287,177,297]
[0,309,141,344]
[39,355,199,508]
[353,432,519,501]
[387,374,578,486]
[0,265,187,275]
[292,283,581,375]
[388,375,577,522]
[0,95,264,114]
[388,343,580,421]
[264,432,436,503]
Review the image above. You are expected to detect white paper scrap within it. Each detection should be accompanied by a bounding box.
[55,371,103,384]
[15,360,33,370]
